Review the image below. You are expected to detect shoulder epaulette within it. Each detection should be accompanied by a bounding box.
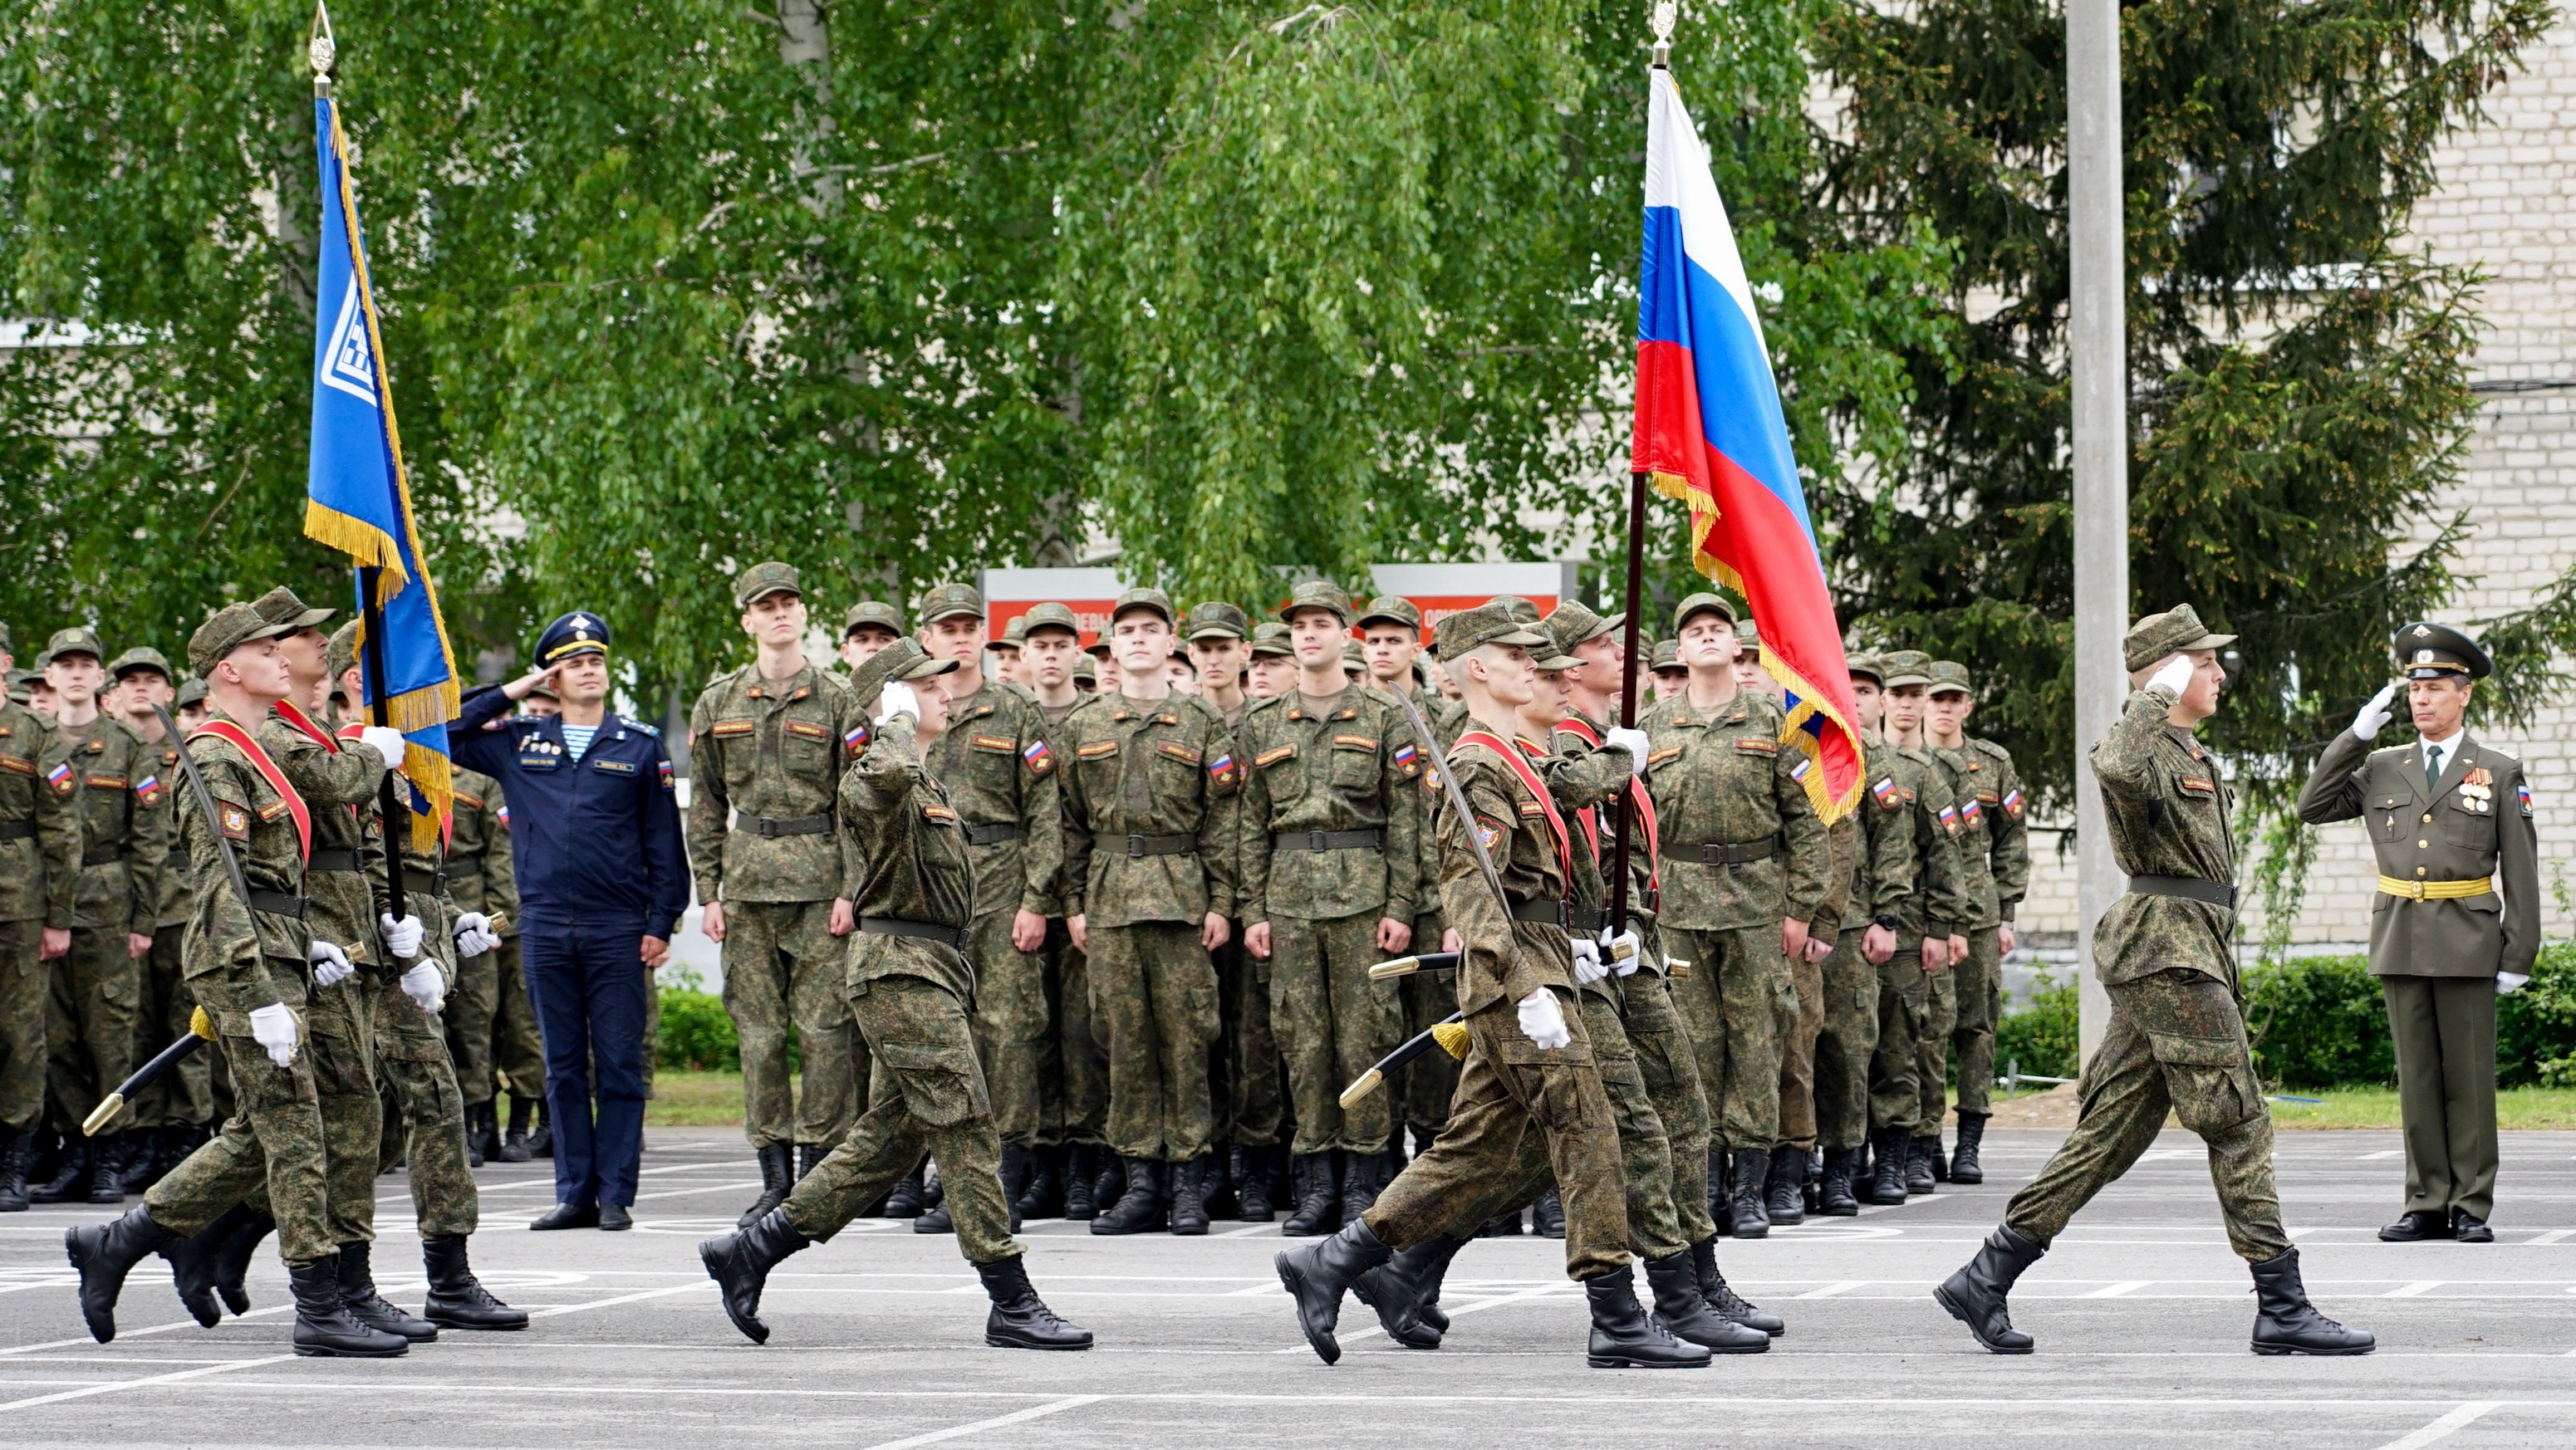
[1971,737,2014,765]
[624,718,661,737]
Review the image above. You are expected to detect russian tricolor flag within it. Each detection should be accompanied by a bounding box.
[1630,65,1862,823]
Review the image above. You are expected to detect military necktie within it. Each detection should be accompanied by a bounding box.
[2426,744,2444,796]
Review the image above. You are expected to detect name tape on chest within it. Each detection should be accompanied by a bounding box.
[784,720,832,742]
[1733,737,1778,755]
[1156,740,1203,767]
[1332,733,1378,752]
[709,720,755,737]
[969,733,1015,753]
[1077,739,1120,760]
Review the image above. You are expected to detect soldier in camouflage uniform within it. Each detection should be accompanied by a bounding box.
[697,640,1091,1352]
[1058,588,1240,1235]
[1864,650,1971,1205]
[915,582,1064,1232]
[1637,596,1829,1239]
[1238,580,1420,1234]
[1811,654,1917,1215]
[1011,604,1106,1218]
[1937,605,2373,1357]
[0,621,76,1211]
[106,647,209,1191]
[32,627,168,1204]
[437,764,513,1159]
[1357,595,1462,1166]
[688,563,868,1227]
[1185,601,1282,1219]
[1922,660,2028,1186]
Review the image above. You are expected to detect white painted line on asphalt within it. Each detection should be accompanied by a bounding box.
[2137,1149,2201,1163]
[525,1281,716,1318]
[1212,1222,1282,1238]
[0,1353,295,1413]
[1795,1281,1867,1299]
[2082,1281,2150,1298]
[2384,1281,2442,1298]
[2526,1229,2574,1245]
[2369,1401,2497,1450]
[2359,1150,2405,1160]
[0,1278,77,1296]
[856,1394,1101,1450]
[0,1305,293,1356]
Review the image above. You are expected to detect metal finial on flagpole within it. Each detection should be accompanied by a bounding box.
[309,2,336,96]
[1651,2,1675,67]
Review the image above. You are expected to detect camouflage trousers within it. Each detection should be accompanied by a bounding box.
[1665,925,1791,1150]
[144,961,338,1266]
[1364,982,1631,1282]
[0,920,43,1132]
[1268,910,1404,1156]
[721,899,858,1151]
[1087,921,1219,1163]
[2007,967,2289,1262]
[1041,923,1106,1147]
[46,928,138,1136]
[130,925,211,1129]
[1214,931,1284,1149]
[1919,949,1956,1132]
[1869,949,1932,1135]
[1813,931,1879,1150]
[1949,927,2003,1118]
[1622,965,1718,1244]
[966,905,1050,1149]
[374,970,478,1239]
[444,930,503,1110]
[489,938,547,1101]
[1774,938,1827,1151]
[1398,910,1455,1151]
[784,975,1023,1266]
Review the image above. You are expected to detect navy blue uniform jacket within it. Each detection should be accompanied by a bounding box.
[455,686,690,939]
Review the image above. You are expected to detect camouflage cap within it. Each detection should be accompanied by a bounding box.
[842,600,905,638]
[1651,639,1685,674]
[106,645,173,682]
[42,625,105,665]
[1545,600,1623,650]
[1185,601,1249,641]
[1072,655,1097,684]
[1111,585,1175,626]
[1248,621,1294,658]
[2393,620,2492,681]
[918,581,984,625]
[1735,618,1762,649]
[1355,595,1421,631]
[1279,579,1352,626]
[734,561,802,609]
[2122,604,2235,674]
[849,636,958,705]
[1672,591,1737,632]
[1926,659,1974,697]
[175,675,208,708]
[1342,642,1369,672]
[326,620,363,683]
[187,603,292,678]
[996,615,1028,648]
[1018,601,1082,640]
[1433,600,1550,659]
[1845,649,1885,685]
[250,585,335,633]
[1880,649,1935,689]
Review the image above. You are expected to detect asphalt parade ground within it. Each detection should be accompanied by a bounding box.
[5,1127,2573,1450]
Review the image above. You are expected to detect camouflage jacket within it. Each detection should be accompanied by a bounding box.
[1636,688,1830,933]
[444,767,518,933]
[687,661,866,905]
[2093,685,2235,987]
[1931,738,2030,928]
[1887,742,1975,942]
[133,728,191,928]
[1435,732,1577,1018]
[1548,711,1653,936]
[0,700,77,928]
[179,707,316,1026]
[1026,697,1087,916]
[1386,684,1456,930]
[838,718,977,1002]
[42,713,169,935]
[1057,692,1240,928]
[1234,685,1421,923]
[262,708,390,970]
[921,678,1065,920]
[1845,733,1918,931]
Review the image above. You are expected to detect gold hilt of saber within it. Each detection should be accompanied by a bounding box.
[1367,956,1420,981]
[1337,1069,1385,1110]
[1667,957,1691,980]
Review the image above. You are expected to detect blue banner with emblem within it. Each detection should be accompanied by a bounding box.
[304,91,459,847]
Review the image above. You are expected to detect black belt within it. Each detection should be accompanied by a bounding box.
[859,916,969,949]
[966,823,1023,846]
[403,866,447,897]
[1122,833,1196,858]
[743,813,832,840]
[2128,874,2237,909]
[308,848,364,874]
[1695,836,1780,865]
[0,820,31,842]
[1273,828,1386,852]
[248,889,307,919]
[1509,897,1568,927]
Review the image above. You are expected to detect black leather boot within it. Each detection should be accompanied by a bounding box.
[1949,1113,1987,1184]
[423,1235,528,1330]
[498,1095,533,1163]
[164,1204,244,1327]
[1352,1235,1458,1351]
[1168,1158,1209,1236]
[2249,1247,2374,1355]
[1532,1184,1568,1238]
[337,1240,438,1340]
[115,1130,161,1194]
[915,1187,956,1234]
[797,1142,828,1181]
[1933,1223,2044,1354]
[1089,1157,1165,1235]
[699,1207,812,1345]
[29,1139,88,1204]
[1764,1147,1805,1226]
[527,1101,552,1159]
[1690,1235,1783,1335]
[289,1254,408,1357]
[1867,1124,1910,1205]
[1342,1149,1394,1224]
[0,1127,27,1212]
[999,1144,1033,1214]
[883,1161,928,1217]
[977,1253,1093,1350]
[1646,1249,1769,1354]
[1583,1266,1710,1368]
[1061,1145,1099,1221]
[1728,1148,1771,1238]
[1409,1232,1466,1333]
[1202,1149,1236,1220]
[1705,1147,1727,1222]
[1928,1124,1949,1183]
[212,1209,275,1314]
[66,1205,180,1343]
[1476,1211,1524,1237]
[1906,1134,1939,1195]
[1273,1216,1392,1364]
[469,1103,502,1164]
[738,1143,795,1228]
[1091,1152,1123,1212]
[1818,1148,1861,1216]
[1014,1146,1063,1220]
[1236,1144,1278,1222]
[1281,1154,1338,1237]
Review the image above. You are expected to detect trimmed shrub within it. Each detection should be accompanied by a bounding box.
[1995,971,2080,1083]
[657,967,739,1071]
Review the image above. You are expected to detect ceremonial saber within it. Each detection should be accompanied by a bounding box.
[86,1007,218,1136]
[1337,1012,1468,1109]
[1366,951,1460,981]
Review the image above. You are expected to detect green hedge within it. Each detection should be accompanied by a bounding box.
[657,967,740,1071]
[1996,971,2080,1082]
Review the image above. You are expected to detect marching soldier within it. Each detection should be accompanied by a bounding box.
[438,763,514,1161]
[2296,622,2536,1244]
[1011,604,1106,1219]
[105,646,207,1190]
[697,640,1091,1351]
[1057,588,1240,1235]
[0,622,76,1212]
[1813,654,1916,1214]
[1238,581,1420,1233]
[1867,650,1970,1203]
[1922,659,2028,1184]
[1938,605,2372,1356]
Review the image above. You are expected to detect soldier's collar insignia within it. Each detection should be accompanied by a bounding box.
[746,686,764,698]
[789,687,810,702]
[1157,713,1178,725]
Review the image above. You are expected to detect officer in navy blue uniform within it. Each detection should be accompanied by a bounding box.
[454,612,689,1230]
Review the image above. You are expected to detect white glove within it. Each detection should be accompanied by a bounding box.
[873,680,920,727]
[2497,972,2529,996]
[1603,726,1651,777]
[1516,988,1573,1051]
[380,913,424,959]
[1570,933,1608,986]
[1602,923,1642,977]
[2352,682,2399,742]
[400,961,446,1014]
[356,725,407,772]
[453,911,500,958]
[2148,653,2194,697]
[248,1002,298,1067]
[307,940,355,987]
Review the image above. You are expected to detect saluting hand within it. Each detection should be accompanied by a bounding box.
[501,662,565,702]
[2351,681,2400,742]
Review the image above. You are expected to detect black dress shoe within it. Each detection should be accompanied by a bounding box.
[2450,1209,2492,1243]
[600,1205,634,1232]
[2377,1209,2450,1242]
[529,1203,601,1231]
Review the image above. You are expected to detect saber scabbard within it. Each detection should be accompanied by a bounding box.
[1337,1011,1469,1109]
[86,1007,219,1136]
[1365,951,1460,981]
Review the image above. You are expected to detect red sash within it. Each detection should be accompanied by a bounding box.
[1551,718,1661,894]
[1454,729,1572,884]
[188,719,312,863]
[339,723,452,849]
[274,699,340,752]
